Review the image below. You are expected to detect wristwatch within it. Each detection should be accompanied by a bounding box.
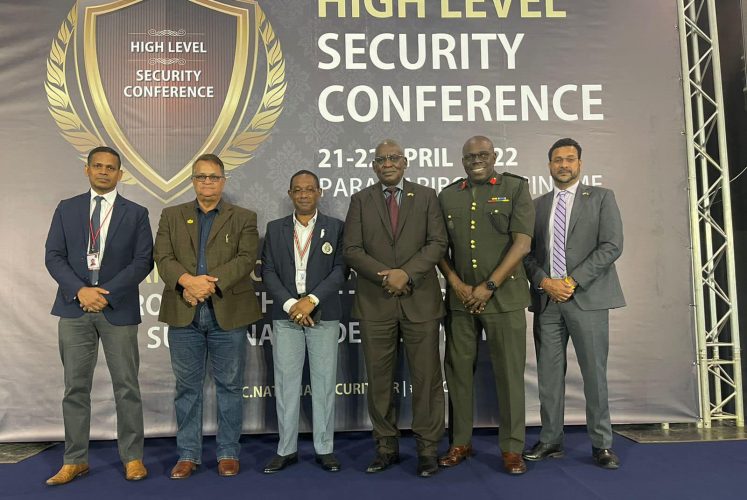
[485,280,497,292]
[305,295,319,306]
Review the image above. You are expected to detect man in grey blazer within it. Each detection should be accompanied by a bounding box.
[523,138,625,469]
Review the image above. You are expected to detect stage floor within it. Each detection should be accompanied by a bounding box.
[1,426,746,500]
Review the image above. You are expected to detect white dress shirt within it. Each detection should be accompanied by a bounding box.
[282,210,320,314]
[88,189,117,262]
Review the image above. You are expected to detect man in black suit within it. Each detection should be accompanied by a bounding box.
[261,170,346,473]
[523,138,626,469]
[44,146,153,485]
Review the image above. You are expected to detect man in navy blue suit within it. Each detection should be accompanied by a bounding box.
[44,146,153,485]
[261,170,346,473]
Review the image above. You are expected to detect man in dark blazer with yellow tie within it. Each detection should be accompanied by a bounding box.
[154,153,261,479]
[343,139,448,478]
[523,138,625,469]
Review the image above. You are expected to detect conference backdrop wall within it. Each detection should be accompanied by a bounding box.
[0,0,698,441]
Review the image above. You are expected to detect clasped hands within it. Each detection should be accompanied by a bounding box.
[541,277,576,303]
[452,279,493,315]
[180,274,218,307]
[288,297,316,327]
[78,286,109,313]
[378,269,411,297]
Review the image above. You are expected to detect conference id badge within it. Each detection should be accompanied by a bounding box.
[87,252,101,270]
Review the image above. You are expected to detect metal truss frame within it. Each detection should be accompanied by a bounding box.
[677,0,744,427]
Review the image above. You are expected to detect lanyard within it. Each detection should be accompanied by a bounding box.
[89,203,114,251]
[293,221,315,262]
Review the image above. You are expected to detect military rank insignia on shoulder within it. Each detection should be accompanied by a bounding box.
[502,172,528,182]
[443,178,466,190]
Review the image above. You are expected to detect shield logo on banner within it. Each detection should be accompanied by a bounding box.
[46,0,285,202]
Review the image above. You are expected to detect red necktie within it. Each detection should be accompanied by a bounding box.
[386,187,399,239]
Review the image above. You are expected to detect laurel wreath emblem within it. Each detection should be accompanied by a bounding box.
[45,2,285,195]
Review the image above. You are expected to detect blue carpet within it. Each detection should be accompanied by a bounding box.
[2,427,746,500]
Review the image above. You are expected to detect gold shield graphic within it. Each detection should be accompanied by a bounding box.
[46,0,285,202]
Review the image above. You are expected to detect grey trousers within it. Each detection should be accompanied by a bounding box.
[271,319,339,456]
[58,313,144,464]
[533,300,613,449]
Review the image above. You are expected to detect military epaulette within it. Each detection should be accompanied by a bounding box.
[502,172,529,182]
[443,178,466,190]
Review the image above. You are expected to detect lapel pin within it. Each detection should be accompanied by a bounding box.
[407,192,414,197]
[225,234,229,243]
[320,228,325,239]
[187,218,194,224]
[582,191,590,196]
[322,242,333,254]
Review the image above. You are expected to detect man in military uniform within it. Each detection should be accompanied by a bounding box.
[437,135,534,475]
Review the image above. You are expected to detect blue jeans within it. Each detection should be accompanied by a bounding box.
[168,304,247,463]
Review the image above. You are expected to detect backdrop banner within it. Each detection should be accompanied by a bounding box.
[0,0,697,441]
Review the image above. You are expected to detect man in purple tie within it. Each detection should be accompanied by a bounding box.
[523,138,626,469]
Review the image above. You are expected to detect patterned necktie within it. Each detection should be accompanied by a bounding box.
[551,190,568,278]
[386,186,399,239]
[90,196,103,285]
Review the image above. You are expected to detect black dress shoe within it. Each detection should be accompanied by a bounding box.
[263,453,298,473]
[315,453,341,472]
[365,452,400,473]
[417,456,438,478]
[592,448,620,469]
[522,441,564,461]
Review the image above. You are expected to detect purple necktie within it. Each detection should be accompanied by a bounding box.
[386,187,399,239]
[551,190,568,278]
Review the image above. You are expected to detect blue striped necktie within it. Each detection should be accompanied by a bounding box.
[551,190,568,278]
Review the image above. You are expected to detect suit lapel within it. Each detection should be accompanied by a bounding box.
[282,215,295,263]
[181,203,199,253]
[395,181,414,239]
[567,184,589,237]
[103,195,126,249]
[207,203,232,246]
[372,183,394,241]
[78,194,91,248]
[308,213,326,259]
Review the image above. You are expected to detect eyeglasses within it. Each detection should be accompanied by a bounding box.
[290,187,320,195]
[551,156,578,165]
[372,154,404,166]
[88,163,119,172]
[462,151,493,162]
[192,174,225,183]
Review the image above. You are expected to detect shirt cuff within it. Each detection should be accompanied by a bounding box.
[308,294,320,306]
[282,298,298,314]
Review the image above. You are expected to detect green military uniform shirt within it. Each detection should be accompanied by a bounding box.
[438,172,535,313]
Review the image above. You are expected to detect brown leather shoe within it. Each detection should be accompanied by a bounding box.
[502,452,527,475]
[46,464,89,485]
[124,459,148,481]
[218,458,239,477]
[170,460,198,479]
[437,445,473,467]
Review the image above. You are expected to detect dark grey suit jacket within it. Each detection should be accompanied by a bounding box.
[343,180,447,322]
[525,184,626,313]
